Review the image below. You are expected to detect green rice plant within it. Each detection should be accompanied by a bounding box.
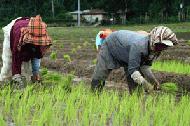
[40,67,48,76]
[93,44,97,50]
[152,60,190,74]
[37,95,53,126]
[63,54,71,62]
[160,82,178,93]
[4,86,11,114]
[187,40,190,46]
[177,96,190,126]
[61,74,73,92]
[50,51,57,60]
[71,48,77,54]
[71,43,75,47]
[83,41,89,47]
[53,40,58,43]
[1,70,190,125]
[60,44,64,48]
[0,114,6,126]
[42,71,63,86]
[77,45,82,50]
[45,72,62,82]
[11,86,35,125]
[92,58,97,65]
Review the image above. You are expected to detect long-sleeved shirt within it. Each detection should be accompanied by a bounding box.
[96,31,105,50]
[106,30,151,76]
[10,18,47,75]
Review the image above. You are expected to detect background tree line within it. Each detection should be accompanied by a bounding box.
[0,0,190,26]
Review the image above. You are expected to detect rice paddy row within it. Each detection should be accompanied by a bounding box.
[0,60,190,125]
[152,60,190,75]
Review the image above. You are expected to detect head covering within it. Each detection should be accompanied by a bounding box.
[150,26,178,50]
[99,29,112,39]
[18,15,52,51]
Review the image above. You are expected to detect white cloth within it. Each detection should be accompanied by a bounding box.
[150,26,178,50]
[0,17,21,81]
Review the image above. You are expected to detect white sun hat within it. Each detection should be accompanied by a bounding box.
[150,26,178,49]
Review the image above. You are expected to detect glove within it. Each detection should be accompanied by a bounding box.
[131,71,154,93]
[140,65,160,90]
[142,80,154,93]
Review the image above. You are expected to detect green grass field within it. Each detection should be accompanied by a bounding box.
[1,22,190,41]
[47,22,190,42]
[152,60,190,74]
[0,64,190,126]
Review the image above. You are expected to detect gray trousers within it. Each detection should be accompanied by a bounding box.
[91,43,138,93]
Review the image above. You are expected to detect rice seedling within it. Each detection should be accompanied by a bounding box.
[60,44,64,49]
[71,48,77,54]
[92,58,97,65]
[40,67,48,76]
[63,54,71,62]
[0,75,190,125]
[77,45,82,50]
[50,51,57,60]
[83,41,89,47]
[161,82,178,93]
[152,60,190,74]
[187,40,190,46]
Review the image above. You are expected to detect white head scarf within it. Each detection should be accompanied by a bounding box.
[150,26,178,50]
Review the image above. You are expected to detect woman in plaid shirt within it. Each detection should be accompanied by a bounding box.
[0,15,52,88]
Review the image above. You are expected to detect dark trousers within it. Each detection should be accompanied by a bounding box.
[91,44,138,93]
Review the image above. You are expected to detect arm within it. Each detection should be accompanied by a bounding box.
[127,44,145,84]
[128,44,154,91]
[140,65,160,89]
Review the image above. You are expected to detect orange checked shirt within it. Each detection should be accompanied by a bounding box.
[18,15,52,51]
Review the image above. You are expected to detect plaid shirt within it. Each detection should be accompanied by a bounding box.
[18,15,52,51]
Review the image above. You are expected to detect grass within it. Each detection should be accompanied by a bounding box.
[0,71,190,125]
[0,22,190,42]
[45,22,190,43]
[0,60,189,125]
[50,51,57,60]
[187,40,190,46]
[0,23,190,125]
[160,82,178,93]
[1,22,189,42]
[152,60,190,74]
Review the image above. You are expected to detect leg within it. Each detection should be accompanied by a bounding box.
[31,58,41,82]
[12,53,22,76]
[127,75,139,94]
[124,67,138,94]
[91,64,111,92]
[92,42,118,92]
[31,58,40,76]
[11,54,25,88]
[91,49,112,92]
